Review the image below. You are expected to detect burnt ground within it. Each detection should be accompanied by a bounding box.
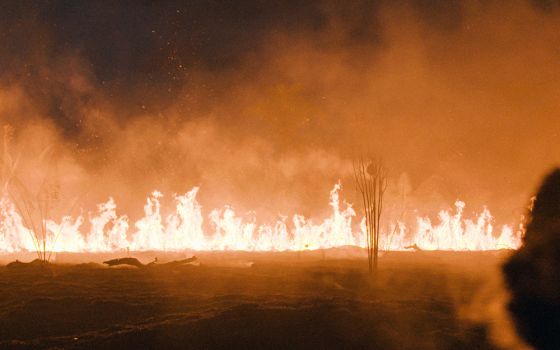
[0,250,511,350]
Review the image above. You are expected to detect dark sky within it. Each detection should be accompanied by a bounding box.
[1,0,464,135]
[0,1,337,122]
[0,0,559,223]
[0,0,552,133]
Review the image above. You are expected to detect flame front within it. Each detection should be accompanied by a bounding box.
[0,184,522,253]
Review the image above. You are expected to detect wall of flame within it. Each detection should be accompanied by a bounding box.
[0,184,522,253]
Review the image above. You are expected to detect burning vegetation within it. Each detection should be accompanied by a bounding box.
[0,156,522,256]
[0,120,522,258]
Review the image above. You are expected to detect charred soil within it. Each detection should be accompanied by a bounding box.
[0,251,508,349]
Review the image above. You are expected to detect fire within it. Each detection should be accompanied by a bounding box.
[0,184,522,253]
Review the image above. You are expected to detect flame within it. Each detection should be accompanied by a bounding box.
[0,184,522,253]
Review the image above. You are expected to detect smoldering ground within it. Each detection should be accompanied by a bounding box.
[0,250,527,350]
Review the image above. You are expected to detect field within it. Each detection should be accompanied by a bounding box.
[0,250,514,349]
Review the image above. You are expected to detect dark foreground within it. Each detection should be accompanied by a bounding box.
[0,250,511,350]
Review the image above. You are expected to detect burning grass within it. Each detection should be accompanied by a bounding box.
[0,183,522,254]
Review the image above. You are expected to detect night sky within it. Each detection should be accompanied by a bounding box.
[0,0,483,135]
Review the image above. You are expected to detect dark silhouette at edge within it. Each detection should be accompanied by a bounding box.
[503,168,560,350]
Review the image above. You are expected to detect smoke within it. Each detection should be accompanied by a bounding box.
[0,0,558,226]
[459,257,530,350]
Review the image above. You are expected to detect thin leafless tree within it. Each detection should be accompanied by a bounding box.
[1,125,77,263]
[353,157,388,274]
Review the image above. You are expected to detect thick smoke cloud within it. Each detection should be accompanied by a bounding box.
[0,0,558,225]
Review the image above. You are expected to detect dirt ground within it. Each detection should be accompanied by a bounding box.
[0,250,513,350]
